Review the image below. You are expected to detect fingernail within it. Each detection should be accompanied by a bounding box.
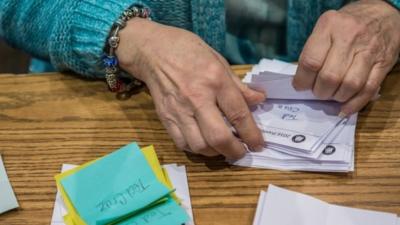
[252,145,264,152]
[338,111,348,118]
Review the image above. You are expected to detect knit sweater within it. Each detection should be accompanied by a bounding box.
[0,0,399,78]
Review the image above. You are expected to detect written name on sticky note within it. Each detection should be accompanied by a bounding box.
[117,198,189,225]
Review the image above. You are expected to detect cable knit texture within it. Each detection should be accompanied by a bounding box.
[0,0,399,78]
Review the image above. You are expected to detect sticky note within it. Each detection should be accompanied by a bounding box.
[117,198,189,225]
[141,146,178,202]
[60,143,172,225]
[0,154,19,214]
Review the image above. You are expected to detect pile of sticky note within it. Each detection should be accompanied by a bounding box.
[52,143,192,225]
[253,185,400,225]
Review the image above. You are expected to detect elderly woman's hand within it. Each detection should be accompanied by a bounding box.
[115,19,265,160]
[293,0,400,116]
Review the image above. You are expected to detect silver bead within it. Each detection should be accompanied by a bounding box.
[126,9,134,18]
[105,66,118,74]
[132,7,140,17]
[115,19,126,27]
[108,36,120,49]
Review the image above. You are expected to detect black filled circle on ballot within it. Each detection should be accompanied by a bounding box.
[323,145,336,155]
[292,135,306,143]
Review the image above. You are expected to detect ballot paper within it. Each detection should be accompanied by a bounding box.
[253,185,399,225]
[51,164,194,225]
[252,99,343,154]
[231,59,358,172]
[0,154,19,214]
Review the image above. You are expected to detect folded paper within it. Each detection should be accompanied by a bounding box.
[253,185,399,225]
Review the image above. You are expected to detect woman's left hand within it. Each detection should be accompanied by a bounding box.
[293,0,400,116]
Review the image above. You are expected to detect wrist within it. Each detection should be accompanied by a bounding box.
[115,18,158,83]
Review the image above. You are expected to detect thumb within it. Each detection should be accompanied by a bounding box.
[208,47,266,105]
[231,75,266,106]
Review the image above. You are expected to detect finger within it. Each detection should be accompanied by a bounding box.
[194,103,247,160]
[231,75,266,106]
[217,82,264,152]
[333,52,373,102]
[178,115,219,157]
[313,41,353,100]
[161,118,188,150]
[293,16,332,91]
[341,65,388,115]
[210,48,266,106]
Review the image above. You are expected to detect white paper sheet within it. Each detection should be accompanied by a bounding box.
[163,164,194,225]
[50,164,194,225]
[0,154,19,214]
[253,185,398,225]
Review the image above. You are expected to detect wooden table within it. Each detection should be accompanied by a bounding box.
[0,66,400,225]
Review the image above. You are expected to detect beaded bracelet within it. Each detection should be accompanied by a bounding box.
[103,5,151,94]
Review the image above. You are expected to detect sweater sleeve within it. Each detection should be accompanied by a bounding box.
[387,0,400,9]
[0,0,150,78]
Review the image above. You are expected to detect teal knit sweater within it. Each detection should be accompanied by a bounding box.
[0,0,399,78]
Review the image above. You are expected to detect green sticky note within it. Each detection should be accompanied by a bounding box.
[117,198,189,225]
[60,143,172,225]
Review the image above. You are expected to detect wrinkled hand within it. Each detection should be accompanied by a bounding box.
[293,0,400,116]
[116,19,265,160]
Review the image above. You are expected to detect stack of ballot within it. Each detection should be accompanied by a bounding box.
[232,59,358,172]
[253,185,400,225]
[51,143,194,225]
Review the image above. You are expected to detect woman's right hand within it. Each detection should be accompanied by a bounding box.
[116,18,265,160]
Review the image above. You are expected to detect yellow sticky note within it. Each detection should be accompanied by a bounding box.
[142,146,179,202]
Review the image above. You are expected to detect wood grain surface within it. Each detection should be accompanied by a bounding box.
[0,65,400,225]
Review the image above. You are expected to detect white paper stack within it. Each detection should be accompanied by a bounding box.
[253,185,400,225]
[232,59,357,172]
[51,164,195,225]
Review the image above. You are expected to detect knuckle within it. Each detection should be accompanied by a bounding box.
[226,108,250,126]
[190,142,208,154]
[343,78,363,93]
[200,149,219,157]
[364,81,379,95]
[366,38,382,55]
[351,21,368,36]
[299,55,323,72]
[208,133,231,148]
[334,95,348,103]
[313,89,329,100]
[157,108,175,123]
[204,63,226,88]
[319,10,339,26]
[319,71,341,87]
[375,56,394,69]
[175,141,187,151]
[179,88,201,103]
[230,150,246,160]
